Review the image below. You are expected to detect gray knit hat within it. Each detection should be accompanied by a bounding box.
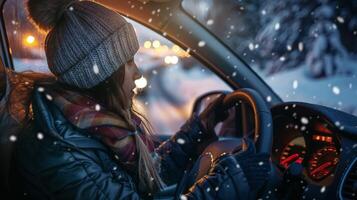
[27,0,139,88]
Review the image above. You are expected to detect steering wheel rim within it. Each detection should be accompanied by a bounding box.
[222,88,273,154]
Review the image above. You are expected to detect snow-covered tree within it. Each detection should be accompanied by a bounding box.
[255,0,356,77]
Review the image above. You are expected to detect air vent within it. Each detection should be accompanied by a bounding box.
[340,158,357,200]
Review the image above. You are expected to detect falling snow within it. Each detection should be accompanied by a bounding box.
[93,64,99,74]
[298,42,304,51]
[206,19,214,26]
[300,117,309,124]
[37,87,45,92]
[37,132,44,140]
[177,138,186,144]
[266,96,272,102]
[9,135,17,142]
[45,94,53,101]
[293,80,298,89]
[198,41,206,47]
[336,16,344,24]
[320,186,326,193]
[95,104,101,111]
[332,86,340,95]
[249,43,254,51]
[274,23,280,30]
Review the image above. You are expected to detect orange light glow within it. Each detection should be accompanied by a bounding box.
[315,124,333,134]
[26,35,35,44]
[313,135,333,143]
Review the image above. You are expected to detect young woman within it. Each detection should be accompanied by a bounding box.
[0,0,270,199]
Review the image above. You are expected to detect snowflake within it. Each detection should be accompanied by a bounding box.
[95,104,101,111]
[320,186,326,193]
[334,121,341,126]
[279,56,286,61]
[298,42,304,51]
[206,187,211,192]
[46,94,53,101]
[232,72,237,77]
[236,164,240,168]
[69,6,74,11]
[93,64,99,74]
[198,41,206,47]
[332,86,340,95]
[180,195,188,200]
[215,187,219,191]
[206,19,214,26]
[261,10,266,15]
[336,16,344,24]
[258,161,264,166]
[37,132,44,140]
[37,87,45,92]
[9,135,17,142]
[293,80,299,89]
[274,23,280,30]
[148,18,153,23]
[249,43,254,51]
[266,96,272,102]
[300,117,309,124]
[177,138,186,144]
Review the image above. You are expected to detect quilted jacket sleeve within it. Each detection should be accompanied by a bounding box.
[156,115,217,185]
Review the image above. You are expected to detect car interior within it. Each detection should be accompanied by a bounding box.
[0,0,356,199]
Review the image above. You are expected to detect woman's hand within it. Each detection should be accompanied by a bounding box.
[199,94,228,136]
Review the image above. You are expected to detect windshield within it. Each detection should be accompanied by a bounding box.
[182,0,357,116]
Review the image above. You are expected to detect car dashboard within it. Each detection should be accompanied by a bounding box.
[271,102,357,199]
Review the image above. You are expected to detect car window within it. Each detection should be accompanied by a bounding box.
[3,0,232,135]
[182,0,357,116]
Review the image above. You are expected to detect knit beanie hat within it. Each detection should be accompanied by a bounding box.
[27,0,139,89]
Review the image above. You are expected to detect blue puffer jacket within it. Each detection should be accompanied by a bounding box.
[11,90,266,200]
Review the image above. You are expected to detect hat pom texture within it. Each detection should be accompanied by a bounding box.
[27,0,76,31]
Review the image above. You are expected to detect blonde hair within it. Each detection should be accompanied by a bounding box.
[86,66,166,193]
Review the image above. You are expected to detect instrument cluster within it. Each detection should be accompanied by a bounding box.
[274,117,341,184]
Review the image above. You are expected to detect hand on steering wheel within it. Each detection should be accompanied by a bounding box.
[199,94,228,136]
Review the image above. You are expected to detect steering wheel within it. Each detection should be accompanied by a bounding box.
[192,88,273,154]
[191,88,273,181]
[221,88,273,154]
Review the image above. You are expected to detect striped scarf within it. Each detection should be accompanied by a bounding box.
[46,87,155,169]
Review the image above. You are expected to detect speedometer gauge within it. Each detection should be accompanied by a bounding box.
[279,137,306,169]
[308,146,339,181]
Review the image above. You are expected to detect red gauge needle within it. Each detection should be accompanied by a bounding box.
[311,161,332,175]
[281,153,299,167]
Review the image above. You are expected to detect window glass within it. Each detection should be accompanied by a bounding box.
[182,0,357,116]
[3,0,231,135]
